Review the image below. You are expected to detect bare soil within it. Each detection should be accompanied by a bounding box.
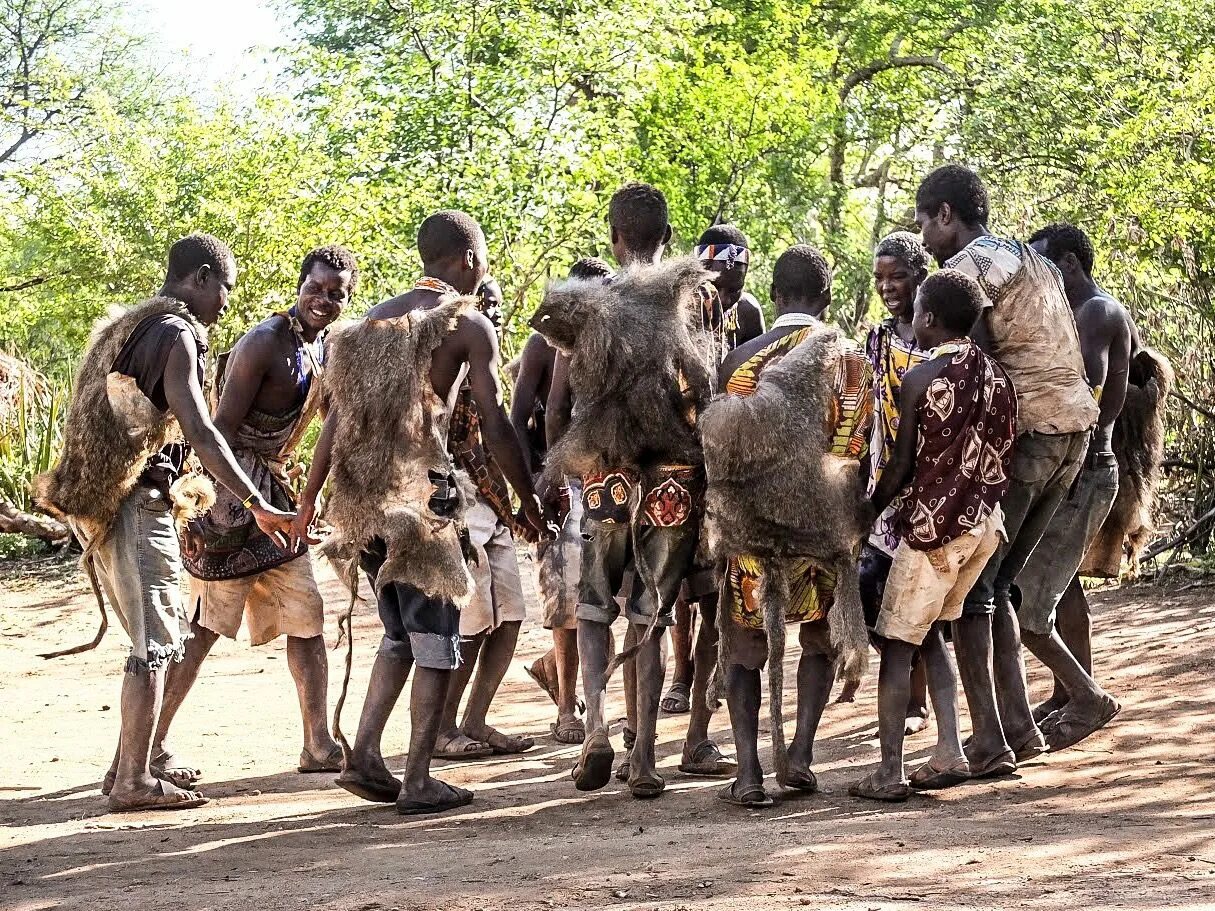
[2,552,1213,911]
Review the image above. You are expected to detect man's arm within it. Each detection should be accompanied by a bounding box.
[212,330,272,440]
[736,296,766,345]
[868,364,931,516]
[1087,303,1133,442]
[545,352,573,446]
[508,333,550,475]
[463,313,546,532]
[162,334,295,547]
[291,409,336,549]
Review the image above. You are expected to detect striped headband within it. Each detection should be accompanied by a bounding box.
[695,243,750,269]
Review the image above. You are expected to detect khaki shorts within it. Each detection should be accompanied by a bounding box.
[192,554,325,646]
[877,507,1005,646]
[462,498,527,636]
[537,482,583,630]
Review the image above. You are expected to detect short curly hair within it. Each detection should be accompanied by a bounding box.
[167,233,234,282]
[1028,222,1095,276]
[417,210,484,264]
[608,182,669,252]
[298,244,359,294]
[875,231,930,275]
[698,223,749,248]
[916,165,990,227]
[567,256,613,281]
[918,269,985,334]
[772,244,831,302]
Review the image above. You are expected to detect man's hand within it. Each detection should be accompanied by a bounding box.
[180,520,204,561]
[289,497,321,552]
[250,501,300,552]
[520,492,557,540]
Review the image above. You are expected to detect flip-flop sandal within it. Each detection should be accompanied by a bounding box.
[848,775,912,802]
[551,716,586,745]
[299,744,345,773]
[628,771,666,800]
[334,771,401,803]
[966,748,1017,779]
[784,769,818,793]
[1032,700,1067,726]
[678,739,737,777]
[525,661,561,706]
[572,732,614,792]
[153,751,202,784]
[102,765,199,797]
[396,781,474,816]
[660,682,691,714]
[1011,728,1049,762]
[910,757,970,790]
[108,779,208,813]
[434,732,494,760]
[718,781,774,808]
[479,729,536,756]
[1045,697,1122,752]
[904,715,930,736]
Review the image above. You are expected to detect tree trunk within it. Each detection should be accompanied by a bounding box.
[0,500,69,543]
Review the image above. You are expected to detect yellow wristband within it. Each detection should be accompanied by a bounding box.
[242,493,258,510]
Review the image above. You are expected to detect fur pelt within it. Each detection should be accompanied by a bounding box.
[530,256,717,493]
[36,297,210,531]
[1081,346,1175,578]
[700,326,873,785]
[320,297,477,607]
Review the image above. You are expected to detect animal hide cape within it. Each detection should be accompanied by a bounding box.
[320,296,477,608]
[34,296,216,659]
[1080,347,1175,578]
[529,256,717,493]
[699,325,873,785]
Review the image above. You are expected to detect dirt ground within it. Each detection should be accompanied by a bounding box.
[2,552,1214,911]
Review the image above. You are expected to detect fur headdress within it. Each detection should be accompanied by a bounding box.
[700,326,873,785]
[320,297,478,606]
[530,256,717,490]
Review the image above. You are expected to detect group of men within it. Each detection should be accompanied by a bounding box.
[36,163,1157,815]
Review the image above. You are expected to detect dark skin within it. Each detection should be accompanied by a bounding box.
[153,260,352,783]
[859,292,975,795]
[1022,240,1135,729]
[706,261,765,346]
[305,234,546,812]
[870,252,931,731]
[721,285,843,801]
[105,255,297,813]
[914,202,995,351]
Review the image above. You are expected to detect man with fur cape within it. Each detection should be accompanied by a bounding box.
[298,211,546,816]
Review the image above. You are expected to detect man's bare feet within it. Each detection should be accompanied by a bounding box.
[396,777,473,816]
[107,777,207,812]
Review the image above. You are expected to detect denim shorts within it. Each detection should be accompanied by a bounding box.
[360,539,462,671]
[576,519,698,627]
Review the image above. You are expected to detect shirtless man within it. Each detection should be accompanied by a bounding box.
[663,223,765,719]
[1016,223,1132,749]
[915,165,1098,776]
[435,275,538,759]
[513,257,613,745]
[38,234,296,811]
[304,211,545,815]
[154,246,357,778]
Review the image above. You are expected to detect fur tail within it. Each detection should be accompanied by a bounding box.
[761,559,790,787]
[828,555,870,693]
[38,549,109,659]
[330,556,362,765]
[706,579,733,708]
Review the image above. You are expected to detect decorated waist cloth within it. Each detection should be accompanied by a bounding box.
[724,322,874,630]
[183,312,324,581]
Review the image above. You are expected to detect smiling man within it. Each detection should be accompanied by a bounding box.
[154,245,359,779]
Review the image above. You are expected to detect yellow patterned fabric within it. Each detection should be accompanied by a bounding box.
[724,324,874,629]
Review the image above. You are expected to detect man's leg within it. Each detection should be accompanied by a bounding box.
[145,617,218,783]
[1056,577,1093,675]
[991,588,1044,755]
[852,639,916,797]
[552,627,583,741]
[461,620,533,752]
[399,665,473,812]
[628,619,666,797]
[907,658,930,735]
[287,634,342,766]
[434,633,489,756]
[574,618,615,789]
[918,623,967,773]
[680,592,734,774]
[721,622,771,806]
[662,596,694,713]
[786,621,835,790]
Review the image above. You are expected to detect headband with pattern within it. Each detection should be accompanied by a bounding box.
[695,243,750,269]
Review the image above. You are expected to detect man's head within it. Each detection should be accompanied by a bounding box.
[296,244,358,334]
[567,256,613,281]
[912,269,984,349]
[696,223,750,308]
[477,276,504,334]
[771,244,831,317]
[417,210,489,295]
[607,182,671,265]
[164,233,237,326]
[1028,222,1095,283]
[914,165,990,265]
[873,231,931,322]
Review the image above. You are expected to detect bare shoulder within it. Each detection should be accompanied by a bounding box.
[231,316,286,360]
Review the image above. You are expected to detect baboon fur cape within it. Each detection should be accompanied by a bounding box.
[1080,347,1174,578]
[321,297,477,607]
[35,297,216,538]
[529,256,717,491]
[699,325,873,785]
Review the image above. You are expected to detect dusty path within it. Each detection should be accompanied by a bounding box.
[2,552,1213,911]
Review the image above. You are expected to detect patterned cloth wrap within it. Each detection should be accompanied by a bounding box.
[581,465,705,527]
[724,324,874,630]
[865,320,930,555]
[184,311,323,581]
